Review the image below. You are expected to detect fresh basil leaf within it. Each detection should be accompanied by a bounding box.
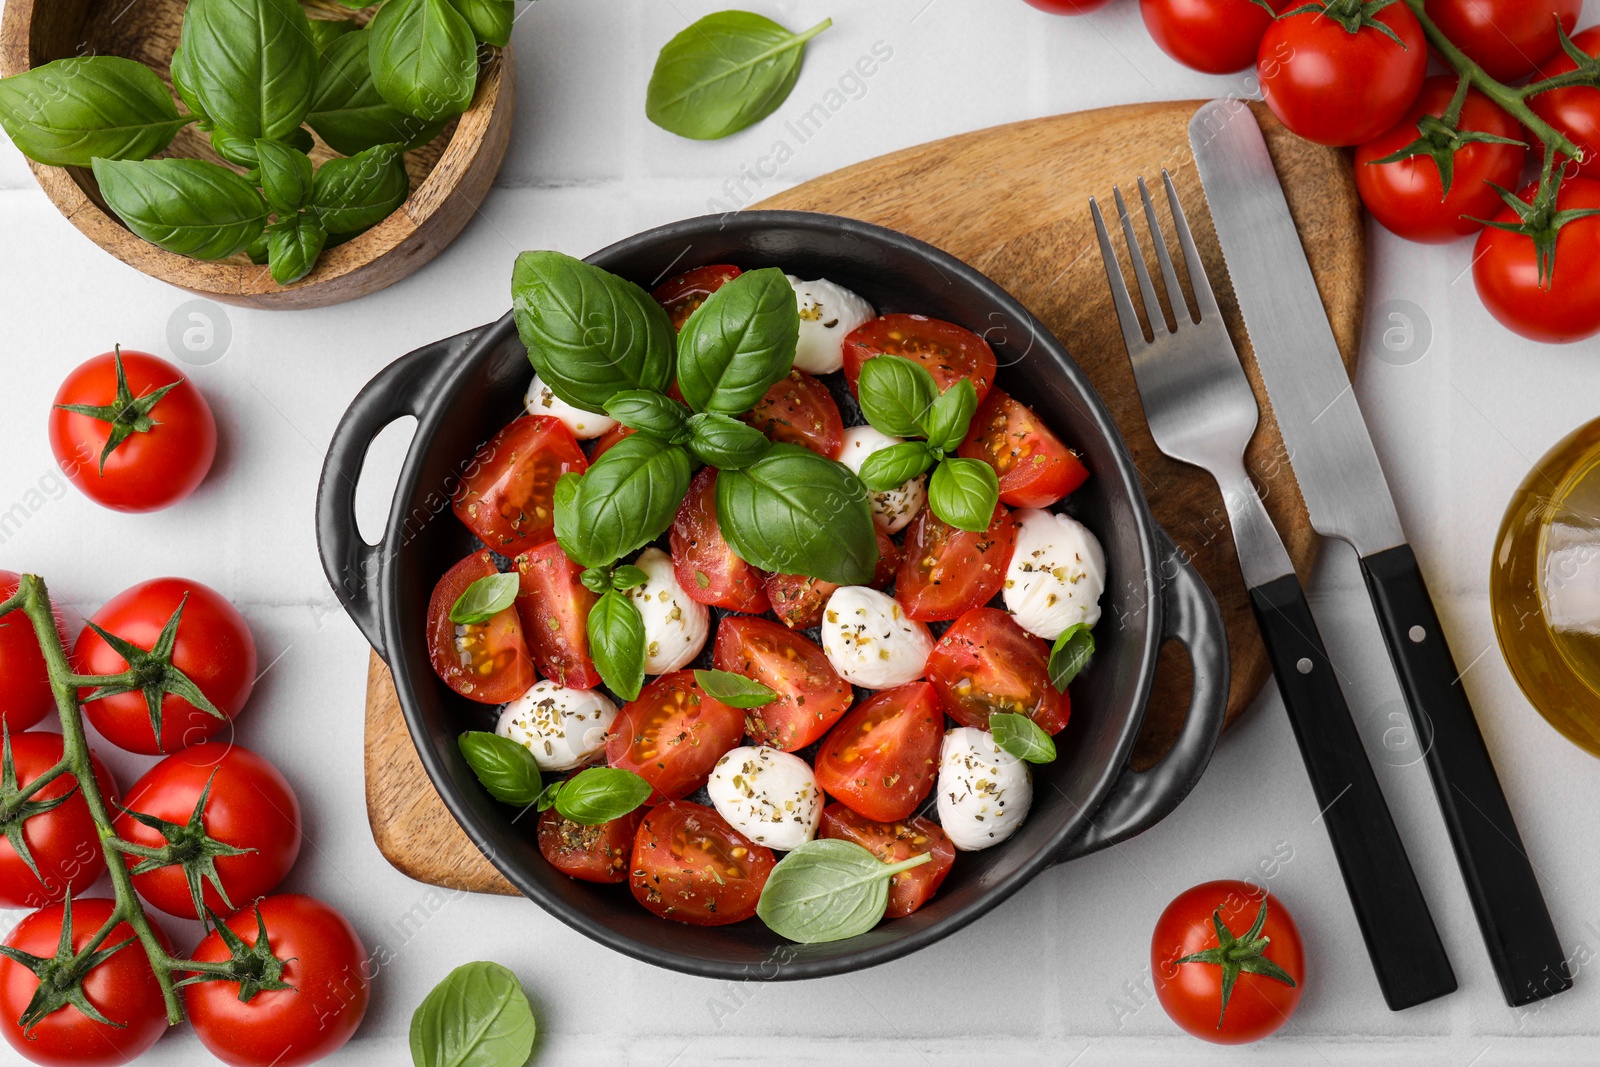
[611,565,649,591]
[694,669,777,709]
[449,571,520,625]
[181,0,319,141]
[369,0,480,123]
[452,0,516,47]
[676,267,799,415]
[646,12,832,141]
[552,472,582,560]
[990,712,1057,764]
[534,780,562,812]
[409,960,536,1067]
[457,732,543,806]
[603,390,692,443]
[169,45,209,127]
[308,17,360,53]
[264,212,327,286]
[922,378,978,453]
[928,457,999,533]
[688,412,772,470]
[311,142,411,234]
[551,767,652,825]
[308,28,448,155]
[579,566,611,595]
[715,443,877,585]
[257,140,314,214]
[756,839,931,944]
[246,230,270,265]
[1048,623,1095,692]
[511,251,675,412]
[92,157,269,260]
[0,57,191,167]
[557,435,693,569]
[858,441,934,493]
[211,126,311,169]
[857,355,938,440]
[588,589,646,701]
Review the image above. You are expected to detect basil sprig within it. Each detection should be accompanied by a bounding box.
[448,572,520,625]
[553,435,693,570]
[0,57,193,167]
[457,732,543,806]
[676,268,799,415]
[756,839,932,944]
[587,590,647,701]
[1048,623,1095,692]
[647,12,833,141]
[694,669,778,708]
[715,443,878,585]
[264,213,328,286]
[990,713,1057,764]
[410,961,536,1067]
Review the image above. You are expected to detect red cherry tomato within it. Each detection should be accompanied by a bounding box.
[1473,177,1600,344]
[1022,0,1114,11]
[513,540,600,689]
[1152,880,1305,1044]
[0,732,115,910]
[652,264,743,331]
[895,503,1018,622]
[184,894,369,1067]
[0,897,171,1067]
[817,803,956,917]
[742,369,845,457]
[765,529,896,629]
[74,577,257,754]
[49,349,216,513]
[452,414,588,559]
[629,800,774,925]
[958,388,1089,508]
[1140,0,1290,74]
[1529,27,1600,180]
[426,550,535,704]
[1425,0,1580,82]
[843,314,997,403]
[537,807,644,883]
[113,742,301,920]
[713,616,852,751]
[814,682,943,822]
[606,672,745,803]
[927,607,1071,734]
[1355,76,1528,244]
[670,467,770,613]
[1259,4,1427,146]
[0,571,63,733]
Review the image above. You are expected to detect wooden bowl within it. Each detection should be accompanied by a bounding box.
[0,0,514,309]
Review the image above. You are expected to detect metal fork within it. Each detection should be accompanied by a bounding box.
[1093,172,1456,1011]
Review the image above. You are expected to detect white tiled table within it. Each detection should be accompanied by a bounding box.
[3,2,1599,1063]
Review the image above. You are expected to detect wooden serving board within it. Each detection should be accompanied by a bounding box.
[363,100,1364,895]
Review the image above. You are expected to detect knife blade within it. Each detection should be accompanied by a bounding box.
[1190,98,1571,1008]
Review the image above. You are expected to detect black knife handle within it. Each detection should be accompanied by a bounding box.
[1250,574,1457,1011]
[1361,545,1571,1007]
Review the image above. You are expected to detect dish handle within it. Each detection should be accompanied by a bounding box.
[315,328,483,658]
[1056,529,1229,863]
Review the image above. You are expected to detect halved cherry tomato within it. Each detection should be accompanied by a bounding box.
[818,803,956,917]
[765,528,897,630]
[605,672,744,803]
[1529,27,1600,180]
[927,607,1071,734]
[514,540,600,689]
[870,527,901,588]
[0,570,62,733]
[452,415,588,559]
[958,388,1088,508]
[742,370,844,457]
[895,504,1017,622]
[0,732,116,910]
[630,800,774,925]
[426,551,535,704]
[814,682,943,823]
[652,264,743,331]
[589,423,635,460]
[671,467,770,613]
[1425,0,1580,83]
[713,616,852,751]
[843,314,997,402]
[537,807,644,884]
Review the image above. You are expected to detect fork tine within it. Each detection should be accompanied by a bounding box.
[1162,169,1222,320]
[1113,185,1169,335]
[1090,196,1150,353]
[1138,176,1191,326]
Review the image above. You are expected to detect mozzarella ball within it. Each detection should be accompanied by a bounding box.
[835,425,927,534]
[706,745,822,851]
[1003,509,1107,641]
[496,680,618,772]
[524,372,616,440]
[788,276,875,374]
[624,547,710,674]
[936,727,1033,851]
[820,586,934,689]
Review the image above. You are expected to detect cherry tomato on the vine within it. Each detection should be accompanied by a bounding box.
[0,732,116,910]
[1424,0,1581,83]
[1022,0,1114,11]
[1140,0,1290,75]
[1473,177,1600,344]
[0,571,63,733]
[1529,26,1600,180]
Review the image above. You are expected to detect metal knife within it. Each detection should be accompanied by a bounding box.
[1190,99,1570,1008]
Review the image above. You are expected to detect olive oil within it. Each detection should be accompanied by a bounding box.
[1492,418,1600,757]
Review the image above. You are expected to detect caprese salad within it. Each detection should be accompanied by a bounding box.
[426,253,1106,944]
